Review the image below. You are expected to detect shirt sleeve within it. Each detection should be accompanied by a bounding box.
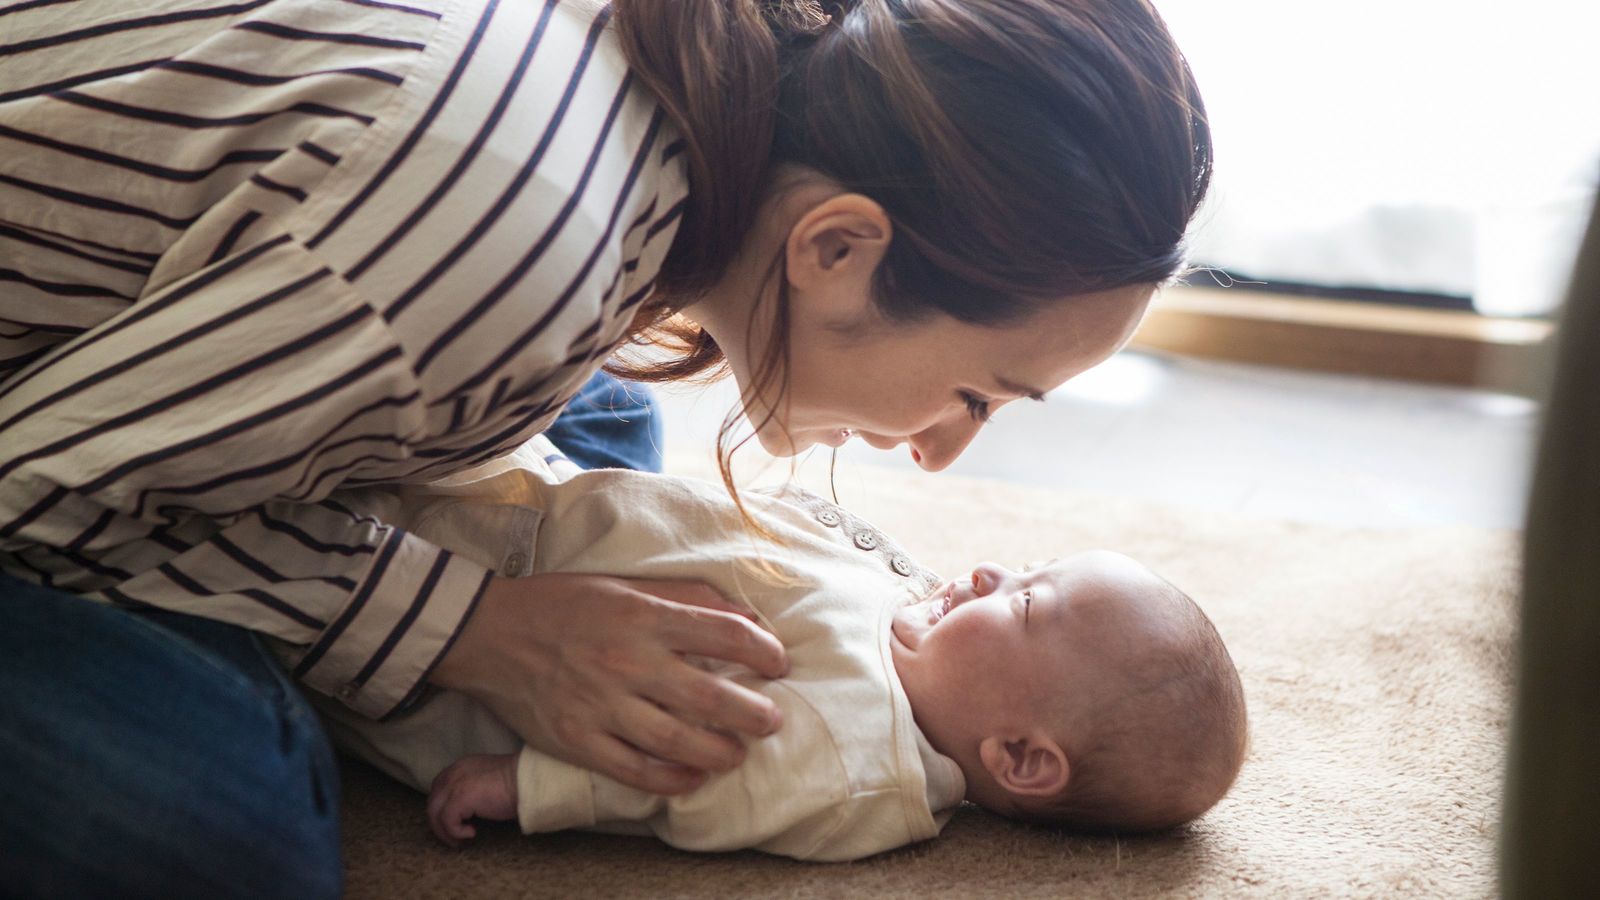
[0,0,685,722]
[0,235,492,719]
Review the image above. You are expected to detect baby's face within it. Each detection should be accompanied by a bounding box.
[890,550,1175,763]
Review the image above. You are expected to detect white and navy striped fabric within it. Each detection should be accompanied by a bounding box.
[0,0,689,719]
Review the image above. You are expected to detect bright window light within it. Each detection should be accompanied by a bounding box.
[1159,0,1600,316]
[1052,352,1167,405]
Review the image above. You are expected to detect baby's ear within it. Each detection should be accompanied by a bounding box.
[979,733,1070,798]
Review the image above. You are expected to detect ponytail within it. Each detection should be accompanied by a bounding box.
[611,1,834,299]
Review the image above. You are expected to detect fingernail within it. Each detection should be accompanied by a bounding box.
[766,707,783,735]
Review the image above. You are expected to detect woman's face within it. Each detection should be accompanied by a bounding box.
[742,283,1152,470]
[684,183,1154,470]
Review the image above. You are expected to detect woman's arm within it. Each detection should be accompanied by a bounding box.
[0,237,485,720]
[0,238,787,791]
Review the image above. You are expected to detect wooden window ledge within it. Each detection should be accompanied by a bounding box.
[1131,285,1553,396]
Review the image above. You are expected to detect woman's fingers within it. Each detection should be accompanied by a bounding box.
[431,572,793,793]
[641,655,784,742]
[640,581,790,680]
[633,579,752,617]
[582,730,708,796]
[611,694,749,774]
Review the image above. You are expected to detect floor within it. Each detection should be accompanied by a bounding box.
[652,349,1540,530]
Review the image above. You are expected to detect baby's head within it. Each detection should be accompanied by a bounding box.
[890,550,1246,832]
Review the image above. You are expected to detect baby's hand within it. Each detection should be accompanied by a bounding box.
[427,753,518,848]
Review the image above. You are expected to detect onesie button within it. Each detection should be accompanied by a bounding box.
[815,508,841,527]
[337,683,358,702]
[853,530,879,551]
[890,555,913,576]
[503,552,527,575]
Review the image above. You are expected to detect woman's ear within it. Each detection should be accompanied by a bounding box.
[783,193,891,317]
[979,733,1071,798]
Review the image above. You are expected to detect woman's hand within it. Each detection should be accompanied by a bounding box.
[430,573,789,795]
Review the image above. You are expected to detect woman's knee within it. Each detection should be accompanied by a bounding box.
[0,578,343,898]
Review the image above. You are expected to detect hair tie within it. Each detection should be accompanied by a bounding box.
[766,1,842,42]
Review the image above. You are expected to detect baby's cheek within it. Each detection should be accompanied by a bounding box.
[939,619,992,662]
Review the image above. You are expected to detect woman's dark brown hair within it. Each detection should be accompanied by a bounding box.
[607,0,1211,506]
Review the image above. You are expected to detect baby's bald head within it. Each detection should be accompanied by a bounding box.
[891,551,1247,831]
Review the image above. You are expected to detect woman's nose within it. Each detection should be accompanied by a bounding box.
[908,414,985,472]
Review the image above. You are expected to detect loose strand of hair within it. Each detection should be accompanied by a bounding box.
[714,250,795,545]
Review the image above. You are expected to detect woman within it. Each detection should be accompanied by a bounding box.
[0,0,1209,894]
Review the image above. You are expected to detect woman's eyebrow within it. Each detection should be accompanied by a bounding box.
[994,375,1046,401]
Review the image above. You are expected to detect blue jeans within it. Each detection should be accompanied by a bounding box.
[540,371,664,472]
[0,575,342,899]
[0,371,659,896]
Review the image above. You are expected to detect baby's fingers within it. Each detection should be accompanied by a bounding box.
[426,777,468,848]
[427,800,459,848]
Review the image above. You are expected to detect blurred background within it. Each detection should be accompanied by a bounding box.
[1166,0,1599,318]
[657,0,1600,530]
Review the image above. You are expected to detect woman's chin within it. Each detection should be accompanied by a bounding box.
[752,423,852,456]
[753,427,808,458]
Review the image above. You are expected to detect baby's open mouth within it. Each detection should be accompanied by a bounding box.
[894,579,961,649]
[921,579,968,626]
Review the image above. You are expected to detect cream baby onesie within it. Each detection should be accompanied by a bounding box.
[312,438,966,861]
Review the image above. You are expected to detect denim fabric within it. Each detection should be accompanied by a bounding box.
[541,370,664,472]
[0,575,341,899]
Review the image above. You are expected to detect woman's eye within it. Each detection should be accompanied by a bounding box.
[960,391,992,423]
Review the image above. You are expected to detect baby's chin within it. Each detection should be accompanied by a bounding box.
[888,582,950,652]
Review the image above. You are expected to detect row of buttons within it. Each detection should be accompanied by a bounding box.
[814,506,914,577]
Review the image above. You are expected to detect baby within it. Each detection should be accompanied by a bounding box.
[312,438,1247,861]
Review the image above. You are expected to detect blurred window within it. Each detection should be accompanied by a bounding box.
[1161,0,1600,316]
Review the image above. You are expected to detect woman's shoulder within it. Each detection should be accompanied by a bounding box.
[274,3,690,422]
[298,0,688,355]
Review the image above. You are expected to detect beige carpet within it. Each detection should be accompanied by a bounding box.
[341,457,1518,898]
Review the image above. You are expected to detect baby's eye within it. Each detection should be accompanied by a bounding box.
[959,391,992,423]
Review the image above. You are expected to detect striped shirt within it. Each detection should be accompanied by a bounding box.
[0,0,690,719]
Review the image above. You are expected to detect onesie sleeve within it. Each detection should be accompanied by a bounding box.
[513,683,918,861]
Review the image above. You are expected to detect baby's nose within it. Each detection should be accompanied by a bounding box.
[971,562,1014,595]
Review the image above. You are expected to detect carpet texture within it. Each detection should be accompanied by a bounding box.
[340,457,1518,898]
